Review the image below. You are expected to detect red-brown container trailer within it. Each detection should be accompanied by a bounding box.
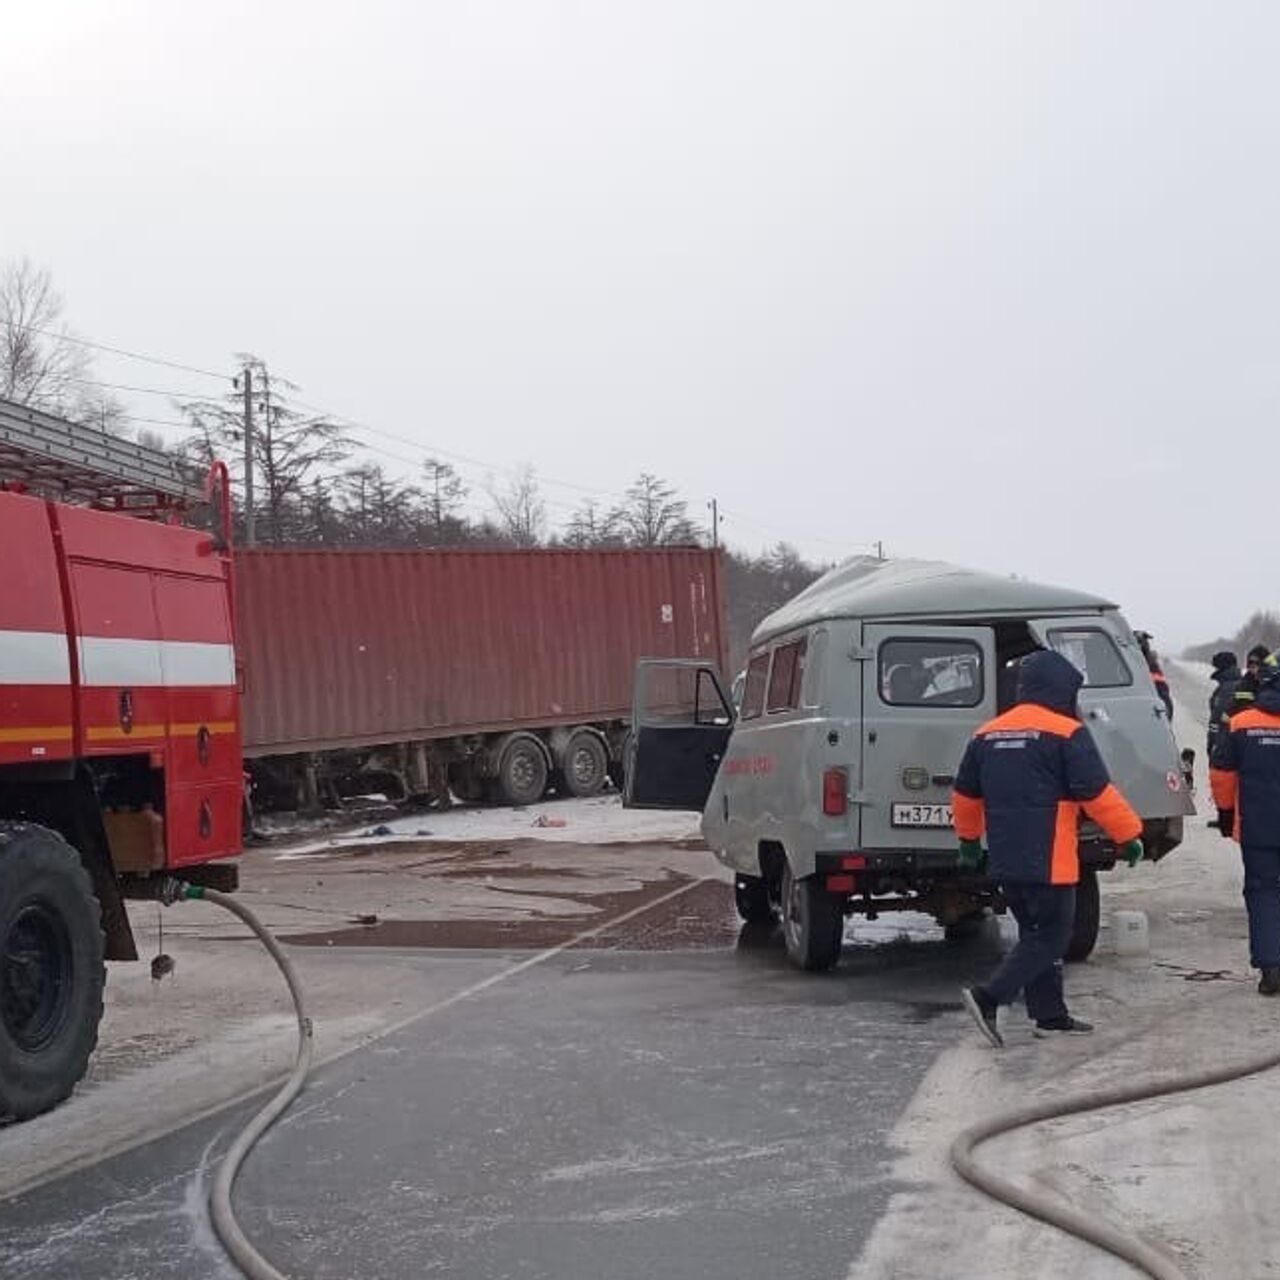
[235,546,729,808]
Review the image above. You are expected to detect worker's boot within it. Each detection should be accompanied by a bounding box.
[1257,968,1280,996]
[961,986,1003,1048]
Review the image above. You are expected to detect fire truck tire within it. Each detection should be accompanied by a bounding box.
[497,735,550,807]
[1064,867,1100,963]
[781,863,844,972]
[0,823,105,1120]
[562,731,608,798]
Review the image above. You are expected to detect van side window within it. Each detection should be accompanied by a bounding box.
[1047,628,1132,688]
[801,629,827,708]
[767,637,808,713]
[879,638,983,707]
[741,652,770,720]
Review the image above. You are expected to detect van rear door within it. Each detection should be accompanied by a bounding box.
[1026,616,1193,823]
[859,624,996,849]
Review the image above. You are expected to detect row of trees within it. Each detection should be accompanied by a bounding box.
[1184,612,1280,664]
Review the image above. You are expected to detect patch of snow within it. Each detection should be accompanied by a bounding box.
[274,794,700,859]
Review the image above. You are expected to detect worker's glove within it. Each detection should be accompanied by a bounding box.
[1217,809,1235,839]
[1121,838,1145,867]
[957,837,985,871]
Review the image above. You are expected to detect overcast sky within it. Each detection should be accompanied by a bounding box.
[4,2,1276,650]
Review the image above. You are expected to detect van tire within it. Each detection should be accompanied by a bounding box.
[734,875,776,925]
[0,824,106,1120]
[781,864,843,972]
[1065,867,1100,963]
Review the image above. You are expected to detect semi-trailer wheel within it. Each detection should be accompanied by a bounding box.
[0,823,105,1120]
[1064,866,1101,963]
[734,874,777,925]
[497,735,550,807]
[562,731,608,799]
[780,863,844,972]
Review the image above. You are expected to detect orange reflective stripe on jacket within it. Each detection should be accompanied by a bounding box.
[1082,782,1143,846]
[952,791,985,840]
[1210,766,1239,813]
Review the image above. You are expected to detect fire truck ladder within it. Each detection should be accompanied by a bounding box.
[0,396,206,515]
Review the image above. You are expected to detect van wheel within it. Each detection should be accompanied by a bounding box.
[1065,867,1100,963]
[0,824,106,1120]
[781,864,843,972]
[734,875,776,925]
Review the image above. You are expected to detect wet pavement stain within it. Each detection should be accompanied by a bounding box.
[283,875,742,951]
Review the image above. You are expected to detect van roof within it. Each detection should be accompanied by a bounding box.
[754,557,1117,646]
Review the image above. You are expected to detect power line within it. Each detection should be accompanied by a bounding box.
[68,375,216,400]
[0,319,228,382]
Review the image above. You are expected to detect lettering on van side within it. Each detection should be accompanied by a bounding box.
[724,755,774,777]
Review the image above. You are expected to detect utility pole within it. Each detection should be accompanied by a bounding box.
[875,539,884,560]
[707,498,720,550]
[242,364,256,546]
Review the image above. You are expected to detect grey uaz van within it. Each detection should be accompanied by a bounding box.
[624,557,1193,972]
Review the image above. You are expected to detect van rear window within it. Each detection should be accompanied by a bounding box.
[741,652,770,719]
[1047,628,1132,688]
[879,639,983,707]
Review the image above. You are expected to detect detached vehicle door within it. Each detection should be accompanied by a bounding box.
[1028,617,1194,836]
[623,659,734,810]
[859,624,996,849]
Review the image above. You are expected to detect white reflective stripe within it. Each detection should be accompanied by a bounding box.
[78,637,236,688]
[158,640,236,687]
[79,636,163,686]
[0,630,73,684]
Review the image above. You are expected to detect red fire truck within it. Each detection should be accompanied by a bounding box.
[0,398,240,1119]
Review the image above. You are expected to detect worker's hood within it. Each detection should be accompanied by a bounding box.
[1212,663,1242,685]
[1017,649,1084,717]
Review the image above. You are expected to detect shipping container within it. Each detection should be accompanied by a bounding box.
[235,546,728,809]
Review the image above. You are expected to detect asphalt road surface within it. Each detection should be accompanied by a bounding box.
[0,894,996,1280]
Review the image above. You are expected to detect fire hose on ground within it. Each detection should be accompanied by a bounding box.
[950,1033,1280,1278]
[160,880,314,1280]
[153,871,1279,1280]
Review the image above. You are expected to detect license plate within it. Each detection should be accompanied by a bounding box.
[891,802,954,829]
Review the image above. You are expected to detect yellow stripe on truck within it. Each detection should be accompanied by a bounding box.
[0,725,74,743]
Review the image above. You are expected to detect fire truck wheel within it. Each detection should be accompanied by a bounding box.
[0,824,106,1120]
[497,735,550,807]
[562,731,608,798]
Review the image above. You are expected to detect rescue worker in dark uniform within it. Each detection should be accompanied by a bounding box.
[1207,651,1242,760]
[1135,631,1174,721]
[1210,653,1280,995]
[1229,644,1272,718]
[952,649,1144,1046]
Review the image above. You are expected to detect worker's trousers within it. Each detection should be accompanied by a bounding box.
[982,882,1076,1023]
[1241,845,1280,970]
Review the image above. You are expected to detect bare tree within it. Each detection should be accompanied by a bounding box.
[338,462,421,545]
[421,457,469,543]
[563,498,621,547]
[178,356,351,543]
[489,464,546,547]
[611,473,698,546]
[0,259,92,412]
